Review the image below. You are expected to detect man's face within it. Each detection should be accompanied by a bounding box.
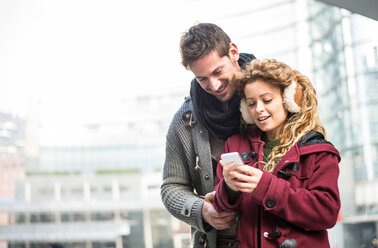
[189,44,240,102]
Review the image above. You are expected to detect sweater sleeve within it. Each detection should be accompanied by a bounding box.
[250,151,341,230]
[160,111,208,233]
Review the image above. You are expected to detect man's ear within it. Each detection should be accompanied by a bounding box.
[229,43,240,62]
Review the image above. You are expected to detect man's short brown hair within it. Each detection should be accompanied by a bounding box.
[179,23,231,69]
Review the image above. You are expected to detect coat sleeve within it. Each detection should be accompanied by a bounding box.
[160,112,208,233]
[213,138,243,212]
[251,151,341,230]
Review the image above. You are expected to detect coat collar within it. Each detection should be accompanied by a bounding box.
[245,130,341,171]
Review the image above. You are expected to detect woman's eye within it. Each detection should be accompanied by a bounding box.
[264,99,272,103]
[248,103,256,107]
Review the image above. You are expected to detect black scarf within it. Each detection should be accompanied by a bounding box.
[190,53,256,140]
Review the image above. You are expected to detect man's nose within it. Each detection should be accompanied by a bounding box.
[208,78,222,92]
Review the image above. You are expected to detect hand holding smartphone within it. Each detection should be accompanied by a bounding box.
[221,152,244,171]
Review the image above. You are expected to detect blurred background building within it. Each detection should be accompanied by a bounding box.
[0,90,190,248]
[0,0,377,247]
[306,2,378,247]
[0,113,26,248]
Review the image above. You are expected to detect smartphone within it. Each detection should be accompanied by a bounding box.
[221,152,244,171]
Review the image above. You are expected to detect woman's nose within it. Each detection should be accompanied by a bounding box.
[255,101,264,112]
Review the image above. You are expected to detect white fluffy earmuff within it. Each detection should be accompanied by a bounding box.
[283,79,302,113]
[240,98,254,124]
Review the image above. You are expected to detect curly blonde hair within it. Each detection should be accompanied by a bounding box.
[232,59,326,172]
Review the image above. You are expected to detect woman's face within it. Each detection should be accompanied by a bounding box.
[244,79,288,140]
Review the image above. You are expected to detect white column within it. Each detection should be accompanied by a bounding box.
[143,209,153,248]
[86,240,92,248]
[25,182,31,203]
[54,182,61,201]
[115,235,123,248]
[112,180,120,201]
[84,181,91,201]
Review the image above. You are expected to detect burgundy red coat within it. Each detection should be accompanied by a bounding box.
[213,130,341,248]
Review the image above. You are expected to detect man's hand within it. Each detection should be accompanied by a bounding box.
[201,191,236,230]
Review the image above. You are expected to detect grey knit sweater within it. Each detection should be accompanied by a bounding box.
[161,52,254,247]
[161,96,222,248]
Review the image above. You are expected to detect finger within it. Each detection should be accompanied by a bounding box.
[226,170,242,180]
[213,217,237,230]
[214,223,233,230]
[213,217,236,226]
[223,167,239,180]
[204,191,215,202]
[236,165,260,175]
[219,160,225,167]
[235,165,251,174]
[231,181,255,192]
[236,183,257,193]
[233,172,254,183]
[223,161,237,171]
[212,211,237,219]
[234,180,256,188]
[239,187,256,193]
[220,214,237,223]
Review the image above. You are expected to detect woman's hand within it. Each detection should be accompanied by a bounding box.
[233,165,263,193]
[220,160,243,192]
[221,160,263,193]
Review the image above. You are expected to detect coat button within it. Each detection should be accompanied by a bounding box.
[204,175,209,180]
[241,152,251,161]
[265,198,276,208]
[199,236,206,245]
[263,232,269,238]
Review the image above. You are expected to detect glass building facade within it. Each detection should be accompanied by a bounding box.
[308,1,378,247]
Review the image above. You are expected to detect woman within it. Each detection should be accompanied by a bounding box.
[213,59,341,248]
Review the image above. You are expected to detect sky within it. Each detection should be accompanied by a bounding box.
[0,0,185,116]
[0,0,259,120]
[0,0,265,145]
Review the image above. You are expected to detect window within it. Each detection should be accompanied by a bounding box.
[90,212,114,222]
[30,213,55,223]
[61,212,86,222]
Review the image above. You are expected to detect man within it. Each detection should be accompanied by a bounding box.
[160,23,255,248]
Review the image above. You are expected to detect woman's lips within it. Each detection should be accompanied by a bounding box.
[257,116,270,123]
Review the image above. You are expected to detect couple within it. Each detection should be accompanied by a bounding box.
[160,23,341,248]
